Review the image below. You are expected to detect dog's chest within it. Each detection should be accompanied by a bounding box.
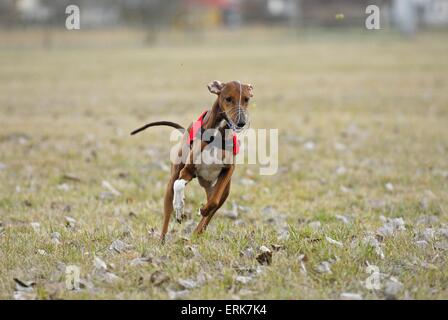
[195,149,226,183]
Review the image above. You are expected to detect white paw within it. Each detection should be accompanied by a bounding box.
[173,179,186,223]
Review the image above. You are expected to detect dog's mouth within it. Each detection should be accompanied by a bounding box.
[222,109,249,133]
[233,124,247,133]
[225,116,249,133]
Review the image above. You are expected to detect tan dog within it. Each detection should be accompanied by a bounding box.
[131,80,253,243]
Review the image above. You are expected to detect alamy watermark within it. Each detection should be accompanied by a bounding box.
[365,5,381,30]
[65,5,80,30]
[65,265,80,290]
[65,4,381,31]
[169,128,279,176]
[365,265,381,290]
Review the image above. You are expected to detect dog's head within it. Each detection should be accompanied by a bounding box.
[208,80,253,131]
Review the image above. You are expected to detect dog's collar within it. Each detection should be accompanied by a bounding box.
[187,110,239,155]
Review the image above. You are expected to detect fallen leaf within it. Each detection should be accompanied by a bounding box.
[368,199,386,210]
[99,192,115,200]
[177,278,198,290]
[335,214,350,224]
[148,227,161,239]
[304,141,315,150]
[325,236,343,247]
[315,261,332,274]
[422,228,436,241]
[334,142,347,151]
[13,277,37,300]
[277,229,290,241]
[101,180,121,196]
[150,270,170,286]
[181,220,196,235]
[50,232,61,245]
[256,245,272,265]
[167,289,189,300]
[184,245,201,259]
[335,166,347,175]
[298,254,308,274]
[416,215,439,226]
[340,292,363,300]
[271,244,284,251]
[14,278,36,291]
[434,240,448,250]
[30,222,40,233]
[65,216,77,228]
[415,240,429,249]
[240,247,255,258]
[42,282,65,300]
[308,221,321,231]
[377,217,406,237]
[57,183,71,192]
[384,278,403,299]
[109,239,133,253]
[129,257,152,267]
[62,174,82,182]
[13,291,37,300]
[238,289,256,296]
[363,234,385,259]
[23,200,32,207]
[235,275,252,285]
[195,272,209,286]
[94,256,107,271]
[103,272,122,283]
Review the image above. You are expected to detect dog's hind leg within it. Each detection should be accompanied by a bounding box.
[161,163,183,243]
[161,177,175,243]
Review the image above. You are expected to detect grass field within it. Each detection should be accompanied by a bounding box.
[0,28,447,299]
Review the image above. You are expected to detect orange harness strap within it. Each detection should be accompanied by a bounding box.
[187,111,239,155]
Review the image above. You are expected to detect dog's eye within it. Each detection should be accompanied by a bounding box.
[244,97,250,103]
[225,97,232,103]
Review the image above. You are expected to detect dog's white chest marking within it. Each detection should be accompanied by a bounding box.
[196,149,224,183]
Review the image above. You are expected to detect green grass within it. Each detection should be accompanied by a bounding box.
[0,27,447,299]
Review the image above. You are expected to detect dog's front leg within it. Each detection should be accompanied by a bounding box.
[173,166,195,223]
[200,166,234,217]
[193,167,234,235]
[173,161,195,223]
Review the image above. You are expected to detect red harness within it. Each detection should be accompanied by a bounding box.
[187,111,239,155]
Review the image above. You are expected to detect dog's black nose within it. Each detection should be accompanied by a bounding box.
[237,120,246,127]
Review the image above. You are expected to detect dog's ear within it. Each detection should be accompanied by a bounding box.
[245,83,254,97]
[207,80,225,95]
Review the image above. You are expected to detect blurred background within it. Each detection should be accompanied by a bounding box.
[1,0,448,41]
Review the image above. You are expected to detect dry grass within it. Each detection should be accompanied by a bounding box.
[0,27,447,299]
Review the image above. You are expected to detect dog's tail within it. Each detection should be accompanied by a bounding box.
[130,121,185,136]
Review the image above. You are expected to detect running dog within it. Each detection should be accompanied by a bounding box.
[131,80,253,243]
